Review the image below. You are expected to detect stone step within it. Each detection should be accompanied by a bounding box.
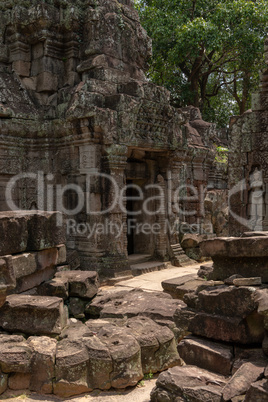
[170,243,193,267]
[128,254,152,264]
[0,295,68,336]
[178,335,234,376]
[130,261,167,276]
[162,274,204,299]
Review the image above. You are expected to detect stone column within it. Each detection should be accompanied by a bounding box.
[101,144,130,278]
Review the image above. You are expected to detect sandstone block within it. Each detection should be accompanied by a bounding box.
[55,270,99,299]
[178,335,233,376]
[83,335,113,390]
[8,373,31,390]
[0,335,32,373]
[0,211,65,255]
[245,379,268,401]
[11,253,36,279]
[124,316,182,374]
[233,277,262,286]
[197,285,257,317]
[69,297,87,317]
[222,362,264,401]
[26,211,66,251]
[200,236,268,258]
[189,312,264,344]
[0,295,68,335]
[57,244,67,265]
[150,365,227,402]
[0,256,16,295]
[161,274,202,299]
[0,212,28,256]
[36,72,58,92]
[96,325,143,389]
[86,289,184,325]
[12,60,30,77]
[38,277,69,300]
[233,347,268,374]
[181,234,202,249]
[28,336,57,394]
[54,339,91,398]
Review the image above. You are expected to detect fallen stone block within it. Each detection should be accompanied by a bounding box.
[83,335,113,390]
[173,306,196,339]
[37,277,69,300]
[233,347,268,374]
[0,335,32,373]
[0,295,68,335]
[60,320,113,390]
[178,335,233,376]
[28,336,57,394]
[55,270,99,299]
[233,277,262,286]
[245,378,268,401]
[162,274,204,299]
[150,365,227,402]
[222,362,265,401]
[188,312,264,344]
[198,262,214,279]
[123,316,182,373]
[54,339,92,398]
[162,274,197,297]
[69,297,87,318]
[85,288,185,326]
[95,325,143,389]
[8,373,31,390]
[197,285,258,318]
[200,236,268,258]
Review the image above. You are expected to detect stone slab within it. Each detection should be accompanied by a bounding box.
[150,365,227,402]
[0,295,68,335]
[178,335,233,376]
[55,270,99,299]
[188,312,265,344]
[197,285,258,318]
[161,274,200,298]
[222,362,265,401]
[200,236,268,258]
[85,288,185,324]
[0,211,65,256]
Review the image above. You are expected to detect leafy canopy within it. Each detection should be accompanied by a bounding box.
[135,0,268,127]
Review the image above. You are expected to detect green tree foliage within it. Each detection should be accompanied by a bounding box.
[135,0,268,126]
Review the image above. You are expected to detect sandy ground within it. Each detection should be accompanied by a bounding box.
[1,377,157,402]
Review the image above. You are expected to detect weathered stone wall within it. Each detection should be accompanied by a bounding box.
[229,36,268,235]
[0,0,227,276]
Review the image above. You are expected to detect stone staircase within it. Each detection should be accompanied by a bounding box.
[170,243,193,266]
[128,254,168,276]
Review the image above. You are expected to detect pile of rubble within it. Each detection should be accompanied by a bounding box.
[153,234,268,401]
[0,211,184,397]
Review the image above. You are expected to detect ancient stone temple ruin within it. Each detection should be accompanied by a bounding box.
[1,1,268,401]
[229,36,268,235]
[0,0,227,278]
